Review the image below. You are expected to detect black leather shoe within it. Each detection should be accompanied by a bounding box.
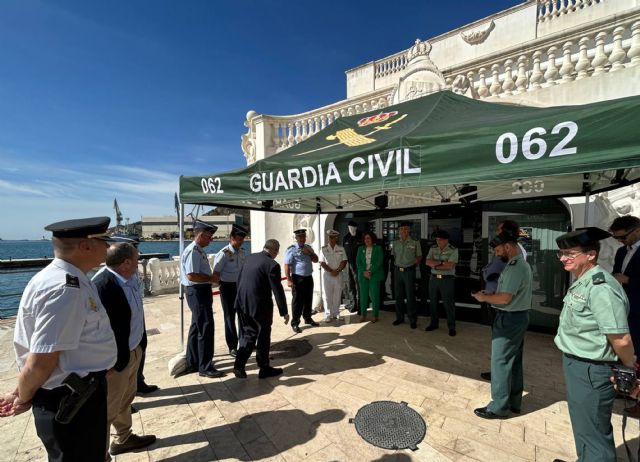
[137,383,159,395]
[229,349,237,357]
[199,368,225,379]
[392,320,403,326]
[110,434,156,455]
[233,368,247,379]
[410,322,417,329]
[305,319,320,327]
[292,325,302,333]
[552,459,567,462]
[480,372,491,381]
[131,405,138,414]
[425,325,438,331]
[349,307,359,313]
[474,406,508,420]
[448,329,456,337]
[510,407,521,414]
[259,366,283,379]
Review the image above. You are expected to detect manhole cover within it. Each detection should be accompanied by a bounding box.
[269,339,312,359]
[350,401,426,450]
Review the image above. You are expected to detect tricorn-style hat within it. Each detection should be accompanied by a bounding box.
[556,227,611,249]
[490,230,518,248]
[231,224,249,237]
[433,229,450,240]
[193,220,218,234]
[45,216,114,241]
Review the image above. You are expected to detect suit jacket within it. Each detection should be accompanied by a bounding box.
[356,244,384,283]
[234,251,288,322]
[613,244,640,317]
[93,269,145,371]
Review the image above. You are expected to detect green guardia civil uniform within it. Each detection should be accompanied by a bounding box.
[555,265,630,462]
[392,238,422,323]
[426,243,459,329]
[486,253,532,416]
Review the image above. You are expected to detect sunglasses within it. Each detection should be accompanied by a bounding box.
[556,251,584,260]
[612,228,638,241]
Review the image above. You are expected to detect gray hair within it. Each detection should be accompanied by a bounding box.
[106,242,137,267]
[263,239,280,253]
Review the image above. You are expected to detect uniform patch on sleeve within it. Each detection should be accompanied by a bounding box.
[65,274,80,288]
[592,272,606,285]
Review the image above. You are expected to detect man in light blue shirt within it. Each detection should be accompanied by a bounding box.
[284,229,319,333]
[93,242,156,456]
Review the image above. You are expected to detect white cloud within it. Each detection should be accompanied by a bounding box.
[0,179,51,197]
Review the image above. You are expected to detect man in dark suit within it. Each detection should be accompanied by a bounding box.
[610,215,640,417]
[233,239,290,379]
[93,242,156,457]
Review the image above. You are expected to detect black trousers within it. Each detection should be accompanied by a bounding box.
[347,262,359,309]
[185,284,214,372]
[32,374,107,462]
[235,310,273,370]
[219,281,239,352]
[136,348,147,388]
[291,274,314,326]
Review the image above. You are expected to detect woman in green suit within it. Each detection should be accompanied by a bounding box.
[357,231,384,322]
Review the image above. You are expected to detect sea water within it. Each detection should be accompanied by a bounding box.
[0,240,230,317]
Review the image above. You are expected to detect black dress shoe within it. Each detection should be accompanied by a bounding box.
[131,405,139,414]
[392,320,403,326]
[480,372,491,381]
[425,325,438,331]
[292,325,302,333]
[199,368,225,378]
[349,308,359,313]
[305,319,320,327]
[474,406,508,420]
[448,329,456,337]
[510,407,521,414]
[259,366,283,379]
[552,459,567,462]
[410,322,417,329]
[233,368,247,379]
[229,349,237,357]
[137,383,159,394]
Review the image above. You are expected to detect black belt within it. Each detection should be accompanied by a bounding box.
[292,274,312,278]
[431,274,454,279]
[186,284,212,289]
[33,371,107,402]
[395,266,415,272]
[564,353,618,366]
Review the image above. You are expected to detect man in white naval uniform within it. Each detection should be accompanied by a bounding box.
[1,216,117,462]
[320,229,348,322]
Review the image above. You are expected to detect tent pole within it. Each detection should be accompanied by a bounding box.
[179,203,185,348]
[583,191,590,227]
[317,207,323,312]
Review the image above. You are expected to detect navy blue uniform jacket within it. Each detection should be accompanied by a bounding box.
[234,251,288,322]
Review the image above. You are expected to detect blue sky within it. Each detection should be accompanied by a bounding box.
[0,0,520,239]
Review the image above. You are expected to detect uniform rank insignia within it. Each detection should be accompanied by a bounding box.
[509,260,517,266]
[88,297,98,311]
[65,274,80,288]
[592,272,605,284]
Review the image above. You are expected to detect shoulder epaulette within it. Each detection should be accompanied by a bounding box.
[508,259,517,266]
[287,245,295,249]
[448,244,457,249]
[223,249,233,256]
[592,272,606,285]
[66,274,80,288]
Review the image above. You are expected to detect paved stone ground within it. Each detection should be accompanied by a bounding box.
[1,294,639,462]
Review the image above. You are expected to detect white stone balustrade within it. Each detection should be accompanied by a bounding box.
[248,88,394,156]
[537,0,606,22]
[146,255,216,295]
[374,51,408,79]
[445,19,638,99]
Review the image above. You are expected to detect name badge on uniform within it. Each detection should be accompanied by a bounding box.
[88,297,98,311]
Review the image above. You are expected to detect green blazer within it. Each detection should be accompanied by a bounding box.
[357,244,384,283]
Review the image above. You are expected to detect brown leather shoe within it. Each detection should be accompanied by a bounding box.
[624,402,640,418]
[110,434,156,455]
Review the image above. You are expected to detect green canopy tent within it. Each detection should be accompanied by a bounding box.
[180,91,640,213]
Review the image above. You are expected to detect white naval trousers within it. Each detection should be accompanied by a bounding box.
[322,271,342,318]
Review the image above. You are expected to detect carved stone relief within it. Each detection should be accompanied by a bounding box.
[460,20,495,45]
[392,39,446,104]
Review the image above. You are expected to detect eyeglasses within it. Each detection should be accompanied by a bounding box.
[556,251,584,260]
[612,228,638,241]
